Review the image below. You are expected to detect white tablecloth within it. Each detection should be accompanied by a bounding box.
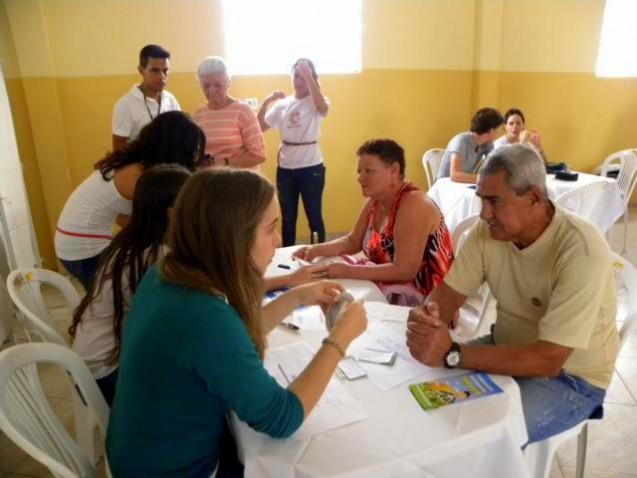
[234,251,531,477]
[428,173,624,233]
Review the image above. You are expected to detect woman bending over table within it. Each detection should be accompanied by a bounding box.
[437,107,504,184]
[55,111,205,289]
[106,169,366,477]
[294,139,454,306]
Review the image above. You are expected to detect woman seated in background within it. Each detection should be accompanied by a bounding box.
[106,169,367,477]
[55,111,205,289]
[493,108,548,163]
[69,165,191,405]
[258,58,330,247]
[437,107,504,183]
[294,139,454,306]
[193,56,266,169]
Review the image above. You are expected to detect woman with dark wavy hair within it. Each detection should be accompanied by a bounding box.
[55,111,205,289]
[69,164,191,405]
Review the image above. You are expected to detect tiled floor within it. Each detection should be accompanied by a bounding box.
[2,209,637,477]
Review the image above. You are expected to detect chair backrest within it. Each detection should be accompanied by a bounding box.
[555,181,609,222]
[6,268,80,346]
[611,253,637,353]
[600,149,637,204]
[451,214,480,254]
[0,343,109,478]
[421,148,446,189]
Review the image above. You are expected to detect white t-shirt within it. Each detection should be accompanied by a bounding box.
[112,85,181,141]
[55,170,132,260]
[264,95,329,169]
[493,135,513,149]
[444,207,618,389]
[72,247,162,379]
[72,267,128,379]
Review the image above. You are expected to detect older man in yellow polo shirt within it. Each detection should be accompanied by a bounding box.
[407,144,618,444]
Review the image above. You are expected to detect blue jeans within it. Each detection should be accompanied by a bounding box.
[96,368,118,407]
[517,372,605,444]
[60,253,102,291]
[277,164,326,247]
[470,334,605,445]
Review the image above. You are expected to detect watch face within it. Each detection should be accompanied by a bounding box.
[446,351,461,367]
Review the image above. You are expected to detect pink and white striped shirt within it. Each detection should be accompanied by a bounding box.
[193,101,265,170]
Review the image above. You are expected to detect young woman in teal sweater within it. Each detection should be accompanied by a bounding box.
[106,168,367,477]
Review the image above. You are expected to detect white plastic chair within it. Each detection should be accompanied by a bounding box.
[6,268,103,465]
[449,214,495,341]
[525,253,637,478]
[6,268,80,345]
[422,148,446,189]
[599,149,637,253]
[451,214,480,254]
[0,342,109,478]
[555,181,610,225]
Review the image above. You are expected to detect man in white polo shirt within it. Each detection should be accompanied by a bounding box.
[112,44,181,150]
[406,144,618,445]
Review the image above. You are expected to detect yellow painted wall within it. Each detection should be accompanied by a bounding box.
[2,0,635,270]
[58,70,474,239]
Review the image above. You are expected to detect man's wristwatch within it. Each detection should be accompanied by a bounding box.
[443,342,463,369]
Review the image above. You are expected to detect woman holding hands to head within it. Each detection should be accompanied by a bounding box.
[294,139,454,306]
[258,58,330,247]
[193,56,266,169]
[106,169,366,477]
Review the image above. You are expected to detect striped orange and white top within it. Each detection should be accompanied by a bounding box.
[193,101,266,170]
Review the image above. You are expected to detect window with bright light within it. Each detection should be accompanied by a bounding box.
[596,0,637,77]
[222,0,361,75]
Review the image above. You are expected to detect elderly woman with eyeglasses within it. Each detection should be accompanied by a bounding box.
[193,56,266,169]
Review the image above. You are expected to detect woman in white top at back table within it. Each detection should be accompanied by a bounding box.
[493,108,548,163]
[55,111,205,290]
[258,58,330,247]
[69,165,191,405]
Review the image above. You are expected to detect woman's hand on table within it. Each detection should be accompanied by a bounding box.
[287,264,329,287]
[294,280,343,308]
[324,262,352,279]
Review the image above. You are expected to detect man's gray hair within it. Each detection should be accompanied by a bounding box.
[480,144,548,197]
[196,56,230,81]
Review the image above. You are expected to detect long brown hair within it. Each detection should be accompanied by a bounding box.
[69,165,191,363]
[160,169,275,358]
